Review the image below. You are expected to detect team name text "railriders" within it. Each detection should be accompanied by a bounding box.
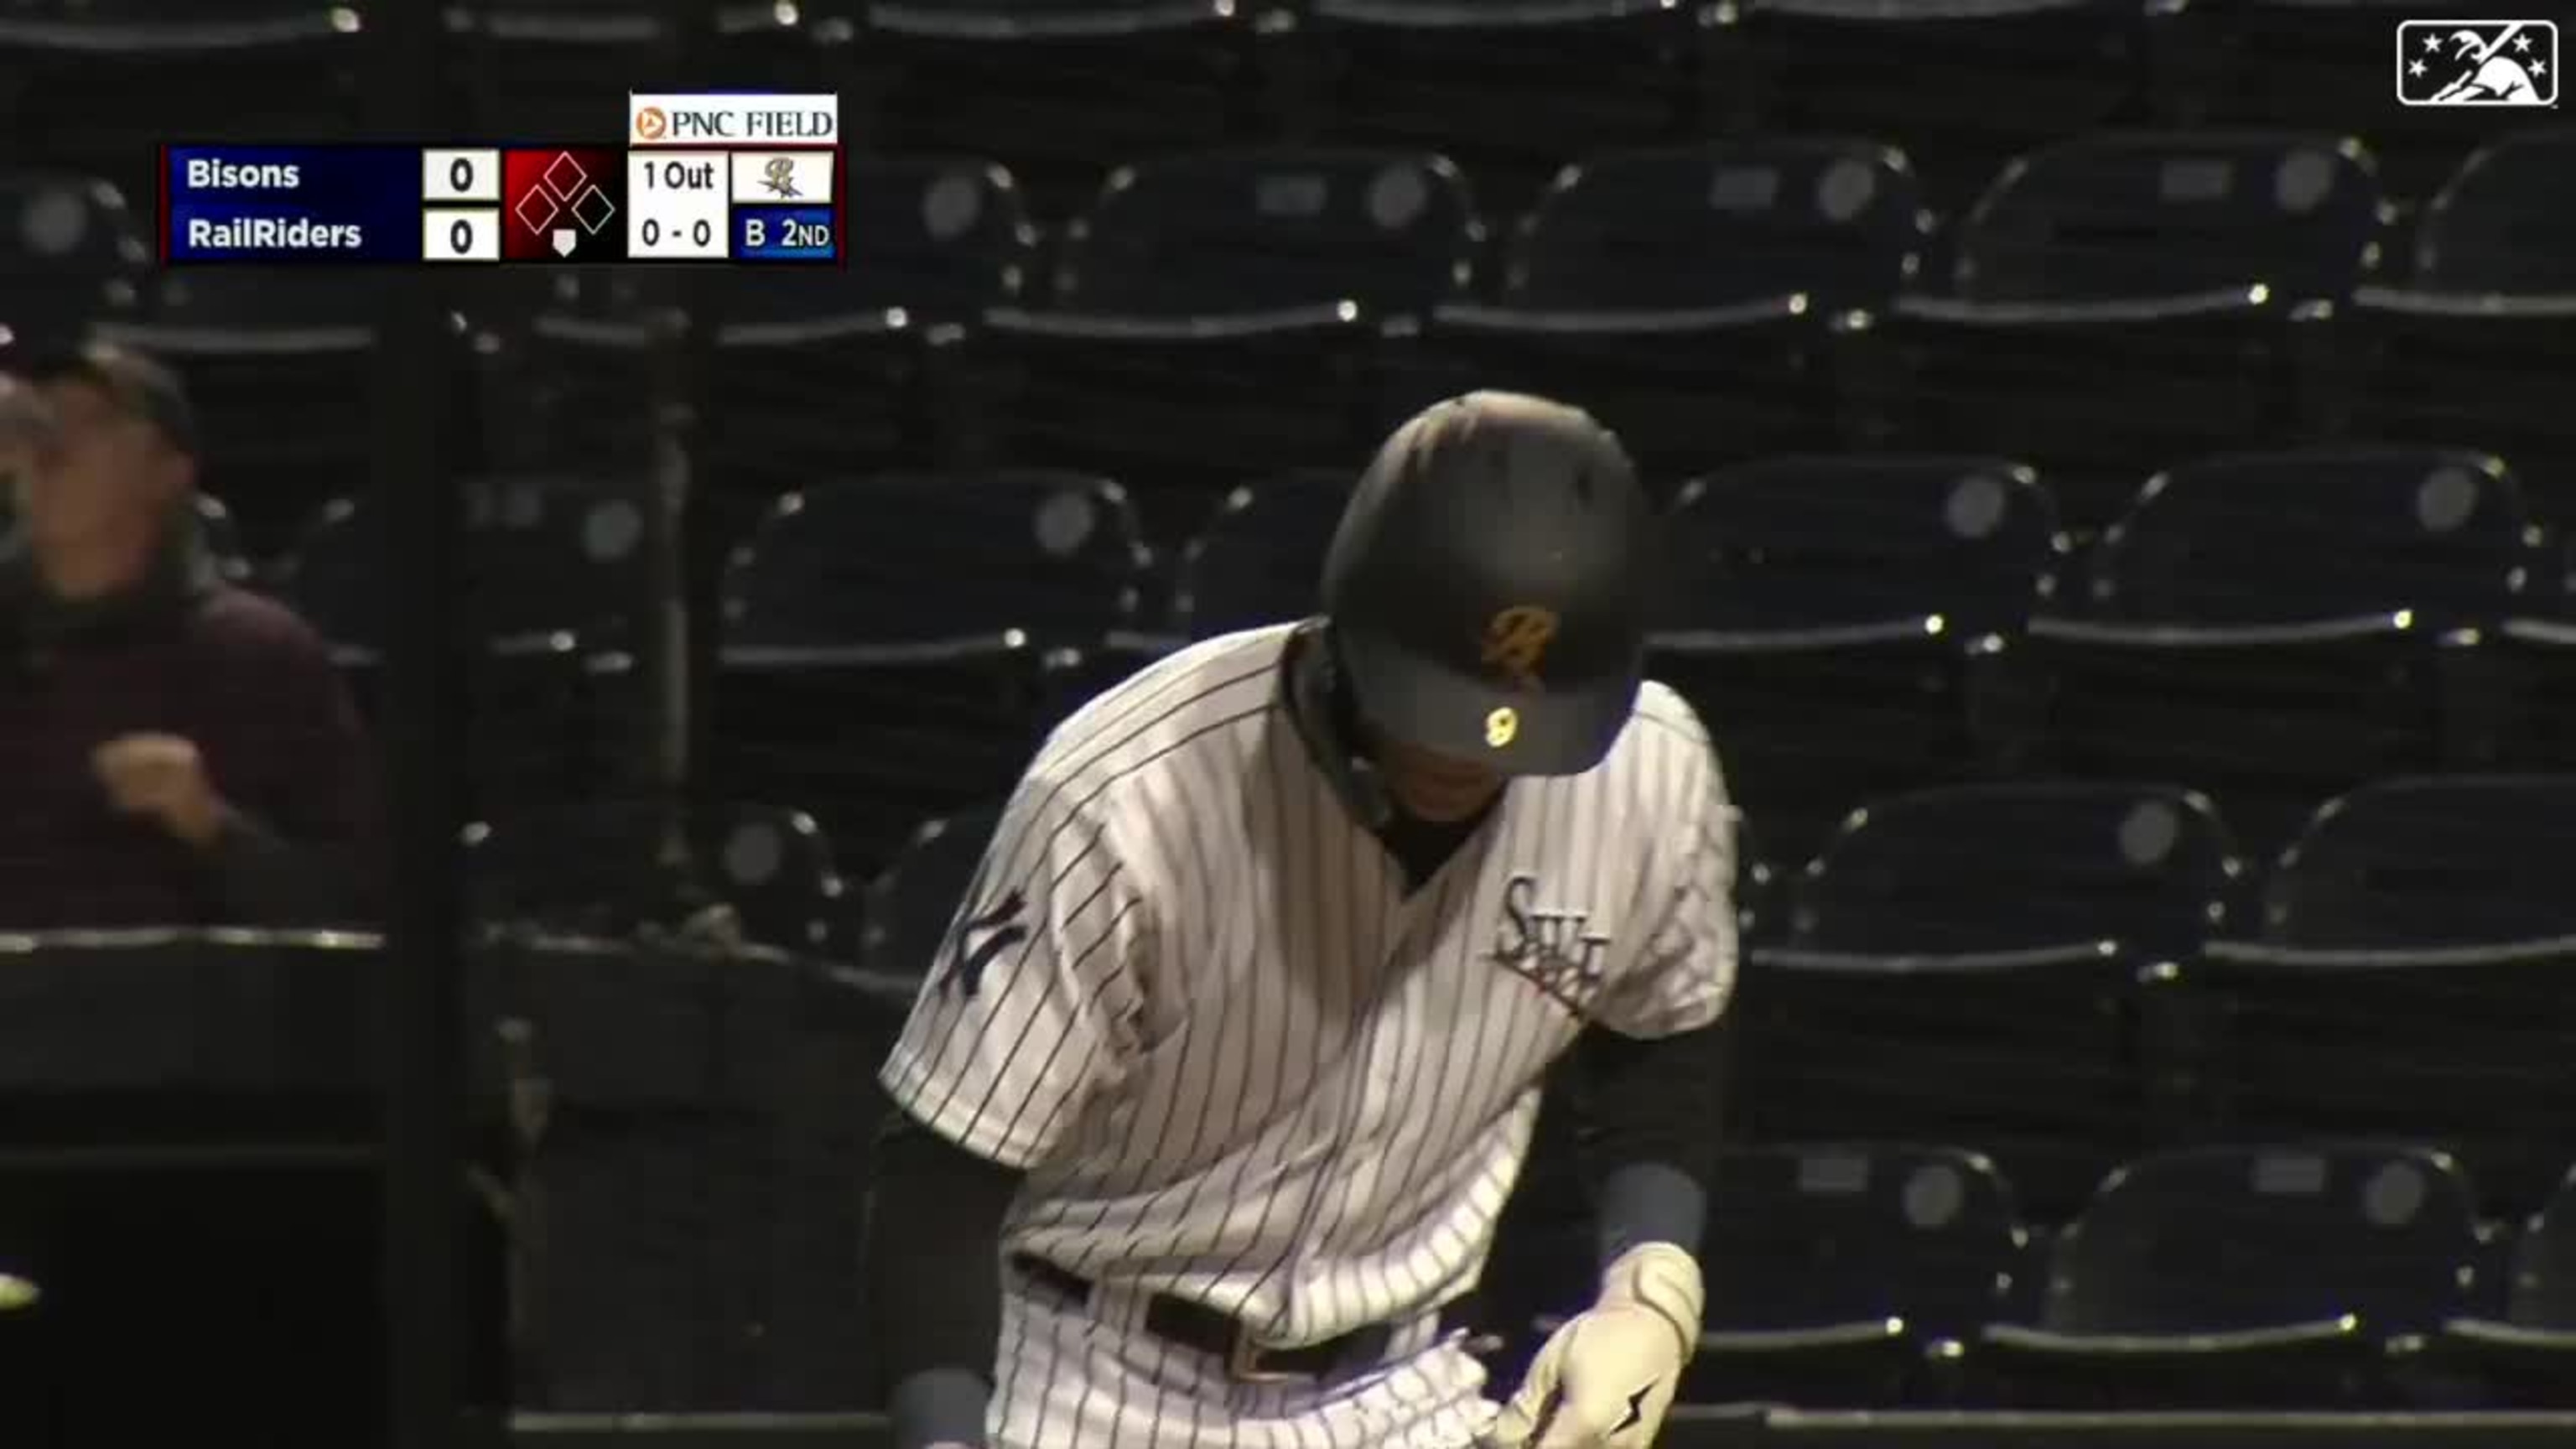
[185,217,363,249]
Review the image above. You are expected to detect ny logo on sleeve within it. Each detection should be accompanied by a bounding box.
[941,890,1030,998]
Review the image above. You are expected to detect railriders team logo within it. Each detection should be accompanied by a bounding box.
[1490,871,1613,1015]
[1480,605,1557,750]
[2396,20,2558,106]
[1480,605,1559,689]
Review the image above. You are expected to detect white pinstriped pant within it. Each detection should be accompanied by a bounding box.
[989,1275,1501,1449]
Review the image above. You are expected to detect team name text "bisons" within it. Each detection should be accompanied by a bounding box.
[184,159,303,190]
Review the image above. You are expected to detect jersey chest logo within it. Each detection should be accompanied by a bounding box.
[1489,871,1612,1015]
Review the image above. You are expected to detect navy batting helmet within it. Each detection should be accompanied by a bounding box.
[1322,391,1656,776]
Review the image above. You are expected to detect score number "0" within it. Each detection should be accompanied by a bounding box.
[641,218,713,248]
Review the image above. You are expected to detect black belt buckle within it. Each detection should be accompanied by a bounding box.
[1015,1254,1396,1384]
[1226,1321,1394,1384]
[1227,1331,1322,1385]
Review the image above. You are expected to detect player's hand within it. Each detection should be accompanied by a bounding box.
[1481,1244,1701,1449]
[93,732,228,849]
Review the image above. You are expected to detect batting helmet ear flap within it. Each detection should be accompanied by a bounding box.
[1285,621,1394,828]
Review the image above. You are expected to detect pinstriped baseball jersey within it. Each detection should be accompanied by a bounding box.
[879,621,1737,1446]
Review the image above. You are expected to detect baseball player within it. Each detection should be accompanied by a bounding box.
[2430,26,2542,104]
[865,391,1737,1449]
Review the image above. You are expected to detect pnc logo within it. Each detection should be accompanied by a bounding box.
[633,106,670,141]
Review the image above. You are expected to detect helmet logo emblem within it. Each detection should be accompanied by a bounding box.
[1485,707,1519,749]
[1480,605,1560,690]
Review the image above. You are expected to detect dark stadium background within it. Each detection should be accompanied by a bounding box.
[8,0,2576,1446]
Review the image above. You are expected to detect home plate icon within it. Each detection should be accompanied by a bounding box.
[500,146,622,261]
[2397,19,2559,106]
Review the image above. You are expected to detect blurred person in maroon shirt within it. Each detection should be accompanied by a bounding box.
[0,343,378,929]
[0,371,32,532]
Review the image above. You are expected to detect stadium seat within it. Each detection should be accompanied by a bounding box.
[2028,446,2532,853]
[1789,782,2244,961]
[278,478,655,809]
[2156,1,2523,203]
[465,800,856,955]
[194,494,252,585]
[1732,946,2165,1223]
[960,149,1475,526]
[1874,133,2385,532]
[1399,299,1842,496]
[2175,777,2576,1213]
[1951,133,2385,304]
[2346,129,2576,523]
[1166,470,1349,644]
[461,802,702,937]
[444,1,819,138]
[1389,139,1923,485]
[1733,820,1783,948]
[1981,1145,2484,1407]
[2259,776,2576,948]
[1504,139,1928,314]
[1714,0,2156,210]
[702,803,860,959]
[0,171,149,350]
[712,471,1148,871]
[471,474,667,667]
[96,270,387,556]
[284,475,660,664]
[1732,780,2233,1215]
[860,804,1005,980]
[701,157,1037,515]
[834,156,1042,321]
[501,160,1037,535]
[1285,0,1707,215]
[128,267,381,334]
[1650,455,2058,853]
[2404,127,2576,293]
[663,156,1043,330]
[0,2,364,207]
[2427,1164,2576,1407]
[1048,148,1481,315]
[851,0,1268,218]
[1680,1145,2029,1407]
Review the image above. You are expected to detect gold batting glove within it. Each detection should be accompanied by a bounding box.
[1483,1243,1702,1449]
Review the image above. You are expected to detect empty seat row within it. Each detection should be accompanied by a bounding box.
[511,771,2576,1239]
[460,799,865,962]
[30,131,2565,541]
[851,775,2576,1227]
[49,123,2568,332]
[475,764,2576,1234]
[1732,775,2576,1218]
[220,441,2576,660]
[1495,1141,2576,1410]
[20,125,2564,546]
[5,1,2537,212]
[464,790,1001,980]
[236,448,2576,865]
[704,451,2576,858]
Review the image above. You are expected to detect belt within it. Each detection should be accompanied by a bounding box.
[1010,1253,1402,1383]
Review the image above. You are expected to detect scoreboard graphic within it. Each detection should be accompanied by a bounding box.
[159,92,842,267]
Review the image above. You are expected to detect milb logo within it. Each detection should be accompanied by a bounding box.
[2396,19,2559,106]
